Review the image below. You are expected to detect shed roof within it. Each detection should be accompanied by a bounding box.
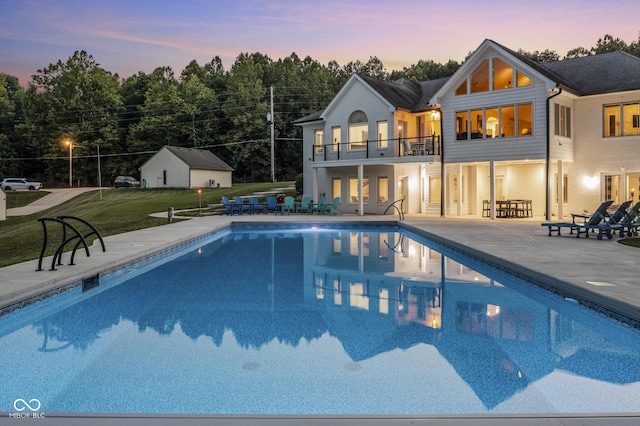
[164,146,234,171]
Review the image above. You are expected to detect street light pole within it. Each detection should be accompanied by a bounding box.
[66,140,73,188]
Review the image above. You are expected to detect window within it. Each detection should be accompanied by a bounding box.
[456,103,532,140]
[456,57,531,96]
[554,104,571,137]
[378,177,388,203]
[349,178,369,203]
[332,178,341,200]
[624,103,640,136]
[348,110,368,149]
[604,102,640,137]
[492,58,513,90]
[376,121,388,148]
[605,175,621,204]
[470,59,490,93]
[314,130,323,154]
[331,127,340,152]
[456,111,469,140]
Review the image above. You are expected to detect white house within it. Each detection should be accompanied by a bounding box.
[295,39,640,219]
[140,145,233,189]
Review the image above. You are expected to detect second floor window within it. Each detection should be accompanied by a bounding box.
[314,130,323,153]
[377,121,388,148]
[331,126,340,151]
[349,110,368,150]
[456,103,532,140]
[604,102,640,137]
[554,104,571,137]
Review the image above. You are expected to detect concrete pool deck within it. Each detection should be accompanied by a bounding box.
[1,214,639,425]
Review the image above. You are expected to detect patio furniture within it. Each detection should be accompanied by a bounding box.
[233,196,247,215]
[541,200,619,239]
[248,196,267,214]
[221,196,241,215]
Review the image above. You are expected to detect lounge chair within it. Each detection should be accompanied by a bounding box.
[221,196,241,215]
[280,196,295,215]
[233,196,247,215]
[248,196,267,214]
[541,200,617,239]
[614,201,640,237]
[607,200,633,224]
[297,196,312,214]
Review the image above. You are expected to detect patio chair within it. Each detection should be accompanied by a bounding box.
[221,196,241,215]
[325,196,341,215]
[312,196,327,215]
[266,196,280,214]
[541,200,615,238]
[248,196,267,214]
[280,196,295,215]
[297,196,313,214]
[233,196,247,215]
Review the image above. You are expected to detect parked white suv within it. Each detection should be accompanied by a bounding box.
[0,178,43,191]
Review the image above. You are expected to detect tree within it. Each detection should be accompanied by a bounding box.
[222,53,270,181]
[517,49,560,63]
[18,51,122,185]
[0,74,24,177]
[178,74,219,147]
[593,34,628,54]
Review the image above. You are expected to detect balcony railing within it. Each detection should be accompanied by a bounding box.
[311,135,441,161]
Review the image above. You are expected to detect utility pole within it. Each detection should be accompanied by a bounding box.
[269,86,275,182]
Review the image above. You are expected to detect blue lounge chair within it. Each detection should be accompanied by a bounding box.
[606,200,633,224]
[248,196,267,214]
[297,196,313,214]
[541,200,614,238]
[233,196,247,215]
[323,196,341,215]
[221,196,241,215]
[614,201,640,237]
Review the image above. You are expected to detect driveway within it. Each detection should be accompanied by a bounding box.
[6,187,101,216]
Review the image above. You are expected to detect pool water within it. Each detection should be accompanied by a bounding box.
[1,226,640,415]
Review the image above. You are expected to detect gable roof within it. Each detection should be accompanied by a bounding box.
[164,146,234,171]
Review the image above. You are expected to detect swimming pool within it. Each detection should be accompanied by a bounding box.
[1,224,640,415]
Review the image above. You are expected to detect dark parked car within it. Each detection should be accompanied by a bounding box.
[114,176,141,188]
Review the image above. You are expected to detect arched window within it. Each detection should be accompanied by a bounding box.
[348,110,368,150]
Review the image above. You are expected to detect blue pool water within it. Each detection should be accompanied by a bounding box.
[1,225,640,415]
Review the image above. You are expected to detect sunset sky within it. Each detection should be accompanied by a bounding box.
[1,0,639,85]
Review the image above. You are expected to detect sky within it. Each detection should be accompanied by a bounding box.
[1,0,639,86]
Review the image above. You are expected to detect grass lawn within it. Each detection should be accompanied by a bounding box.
[5,190,49,208]
[619,238,640,248]
[0,183,294,268]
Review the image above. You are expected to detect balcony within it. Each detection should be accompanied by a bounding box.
[311,135,441,162]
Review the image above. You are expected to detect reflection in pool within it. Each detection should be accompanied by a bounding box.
[1,226,639,415]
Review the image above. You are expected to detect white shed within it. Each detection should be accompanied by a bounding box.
[140,146,234,189]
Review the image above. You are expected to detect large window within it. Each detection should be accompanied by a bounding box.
[554,104,571,137]
[605,102,640,137]
[457,58,531,96]
[456,103,532,140]
[605,175,622,204]
[376,121,388,148]
[348,110,368,149]
[349,178,369,203]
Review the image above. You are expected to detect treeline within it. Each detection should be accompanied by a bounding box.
[0,33,638,186]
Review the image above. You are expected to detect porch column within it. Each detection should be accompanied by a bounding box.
[312,167,319,203]
[456,164,462,216]
[489,161,496,220]
[621,167,627,204]
[557,161,564,219]
[358,164,364,216]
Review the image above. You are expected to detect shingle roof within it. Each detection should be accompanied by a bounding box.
[293,109,324,124]
[491,39,640,95]
[164,146,234,171]
[540,51,640,95]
